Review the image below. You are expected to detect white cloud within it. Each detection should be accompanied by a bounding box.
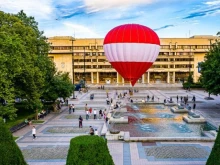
[0,0,54,20]
[84,0,154,12]
[204,0,220,6]
[43,22,101,38]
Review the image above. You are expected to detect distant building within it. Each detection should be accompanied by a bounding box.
[48,35,217,84]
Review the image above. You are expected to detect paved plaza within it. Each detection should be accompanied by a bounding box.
[13,84,220,165]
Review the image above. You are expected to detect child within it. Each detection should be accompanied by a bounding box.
[32,126,37,140]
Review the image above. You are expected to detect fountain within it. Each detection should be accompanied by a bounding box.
[104,103,216,142]
[105,105,145,140]
[170,103,188,113]
[183,111,206,123]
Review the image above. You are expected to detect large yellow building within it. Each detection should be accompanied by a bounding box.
[48,35,217,85]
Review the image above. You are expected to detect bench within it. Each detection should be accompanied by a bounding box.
[10,121,28,133]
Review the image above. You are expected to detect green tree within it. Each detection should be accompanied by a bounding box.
[0,10,56,119]
[187,72,194,85]
[200,33,220,96]
[43,72,74,102]
[0,118,27,165]
[206,127,220,165]
[13,11,53,112]
[0,12,25,119]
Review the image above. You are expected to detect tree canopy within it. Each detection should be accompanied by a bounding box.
[43,72,74,102]
[0,119,27,165]
[206,127,220,165]
[0,10,73,120]
[200,32,220,96]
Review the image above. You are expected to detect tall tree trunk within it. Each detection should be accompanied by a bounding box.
[35,109,38,120]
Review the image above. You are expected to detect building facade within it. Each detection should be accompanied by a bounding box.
[48,35,217,85]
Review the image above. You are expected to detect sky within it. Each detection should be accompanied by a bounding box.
[0,0,220,38]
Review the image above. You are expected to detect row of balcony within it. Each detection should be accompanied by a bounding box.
[74,68,193,72]
[74,61,194,65]
[49,48,208,54]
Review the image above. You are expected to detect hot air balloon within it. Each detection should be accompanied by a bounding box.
[103,24,160,86]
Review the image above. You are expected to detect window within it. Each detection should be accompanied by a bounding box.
[156,58,168,61]
[196,45,210,49]
[98,59,106,62]
[161,45,170,49]
[151,65,168,68]
[51,46,71,50]
[97,46,103,49]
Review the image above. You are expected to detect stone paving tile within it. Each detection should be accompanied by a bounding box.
[45,126,90,133]
[145,146,209,159]
[107,143,124,165]
[18,142,70,147]
[22,146,68,160]
[12,88,220,165]
[19,135,83,143]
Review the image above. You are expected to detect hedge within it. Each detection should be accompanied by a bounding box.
[66,135,114,165]
[206,127,220,165]
[183,82,203,89]
[0,119,27,165]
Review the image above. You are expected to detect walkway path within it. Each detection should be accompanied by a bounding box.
[13,87,220,165]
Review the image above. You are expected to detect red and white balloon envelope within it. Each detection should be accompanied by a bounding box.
[103,24,160,86]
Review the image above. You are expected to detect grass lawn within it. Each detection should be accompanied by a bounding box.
[32,120,45,124]
[5,113,35,129]
[13,136,19,141]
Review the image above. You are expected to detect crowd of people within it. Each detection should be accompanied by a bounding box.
[32,87,199,142]
[163,95,197,111]
[68,104,75,114]
[38,110,47,119]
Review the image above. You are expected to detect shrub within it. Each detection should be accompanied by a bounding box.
[206,127,220,165]
[0,119,27,165]
[183,82,203,89]
[66,135,114,165]
[187,72,194,84]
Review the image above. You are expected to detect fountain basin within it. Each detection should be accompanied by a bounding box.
[171,106,188,113]
[109,116,128,124]
[183,115,206,123]
[164,102,177,106]
[105,131,125,140]
[123,132,215,142]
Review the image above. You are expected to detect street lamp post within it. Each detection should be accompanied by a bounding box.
[70,37,76,98]
[189,45,192,73]
[83,46,86,87]
[188,45,192,91]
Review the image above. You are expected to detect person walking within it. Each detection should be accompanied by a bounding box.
[192,95,196,102]
[94,109,97,120]
[79,116,83,128]
[147,95,149,102]
[85,103,88,111]
[103,109,106,120]
[99,109,102,119]
[177,95,179,102]
[68,104,72,114]
[32,126,37,140]
[89,107,92,116]
[86,110,89,120]
[72,104,75,113]
[106,116,109,124]
[193,103,196,110]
